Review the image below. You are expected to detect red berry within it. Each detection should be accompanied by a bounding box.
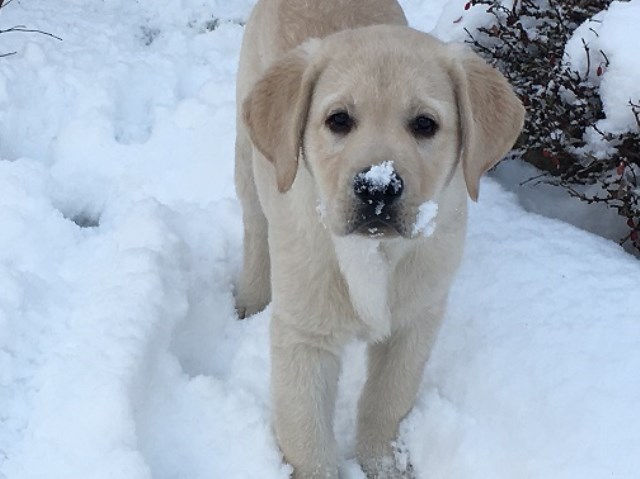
[617,161,625,175]
[596,65,603,76]
[464,2,472,10]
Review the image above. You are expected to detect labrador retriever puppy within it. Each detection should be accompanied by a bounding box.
[234,0,524,477]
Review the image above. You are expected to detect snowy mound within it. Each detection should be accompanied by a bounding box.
[565,0,640,135]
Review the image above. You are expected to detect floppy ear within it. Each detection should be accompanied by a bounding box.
[242,45,320,193]
[448,46,525,201]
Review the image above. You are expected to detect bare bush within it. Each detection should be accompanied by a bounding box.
[465,0,640,252]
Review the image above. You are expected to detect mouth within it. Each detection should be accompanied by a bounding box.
[346,203,404,238]
[354,219,401,238]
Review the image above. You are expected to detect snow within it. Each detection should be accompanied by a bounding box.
[354,161,403,197]
[565,0,640,134]
[0,1,639,479]
[412,201,439,238]
[408,181,640,479]
[491,159,630,248]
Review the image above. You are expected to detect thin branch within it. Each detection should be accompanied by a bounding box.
[519,171,549,186]
[0,25,63,41]
[581,38,591,80]
[630,100,640,129]
[0,0,19,11]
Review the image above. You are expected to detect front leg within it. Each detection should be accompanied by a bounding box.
[271,315,342,479]
[234,130,271,318]
[357,301,446,478]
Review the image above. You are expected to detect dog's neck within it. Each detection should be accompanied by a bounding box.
[332,235,411,341]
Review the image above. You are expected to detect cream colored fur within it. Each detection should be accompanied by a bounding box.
[234,1,524,477]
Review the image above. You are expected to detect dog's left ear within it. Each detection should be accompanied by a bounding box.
[243,42,321,193]
[448,45,525,201]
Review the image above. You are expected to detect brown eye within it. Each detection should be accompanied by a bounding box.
[410,115,438,138]
[326,111,354,134]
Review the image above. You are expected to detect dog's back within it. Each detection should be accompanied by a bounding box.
[240,0,407,78]
[273,0,407,53]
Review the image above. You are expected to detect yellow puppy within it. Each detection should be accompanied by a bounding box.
[234,1,524,477]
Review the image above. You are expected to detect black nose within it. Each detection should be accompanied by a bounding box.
[353,164,404,204]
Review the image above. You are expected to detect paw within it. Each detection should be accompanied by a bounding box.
[290,469,339,479]
[359,452,415,479]
[234,293,269,319]
[361,462,415,479]
[234,278,270,319]
[234,300,266,319]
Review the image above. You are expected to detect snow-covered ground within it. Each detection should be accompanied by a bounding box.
[1,1,638,478]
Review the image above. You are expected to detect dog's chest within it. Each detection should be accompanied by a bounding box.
[332,237,397,341]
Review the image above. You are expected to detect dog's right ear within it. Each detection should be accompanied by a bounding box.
[242,43,321,193]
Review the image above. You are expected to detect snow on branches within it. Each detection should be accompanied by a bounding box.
[465,0,640,252]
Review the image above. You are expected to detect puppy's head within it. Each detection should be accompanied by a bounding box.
[243,25,524,238]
